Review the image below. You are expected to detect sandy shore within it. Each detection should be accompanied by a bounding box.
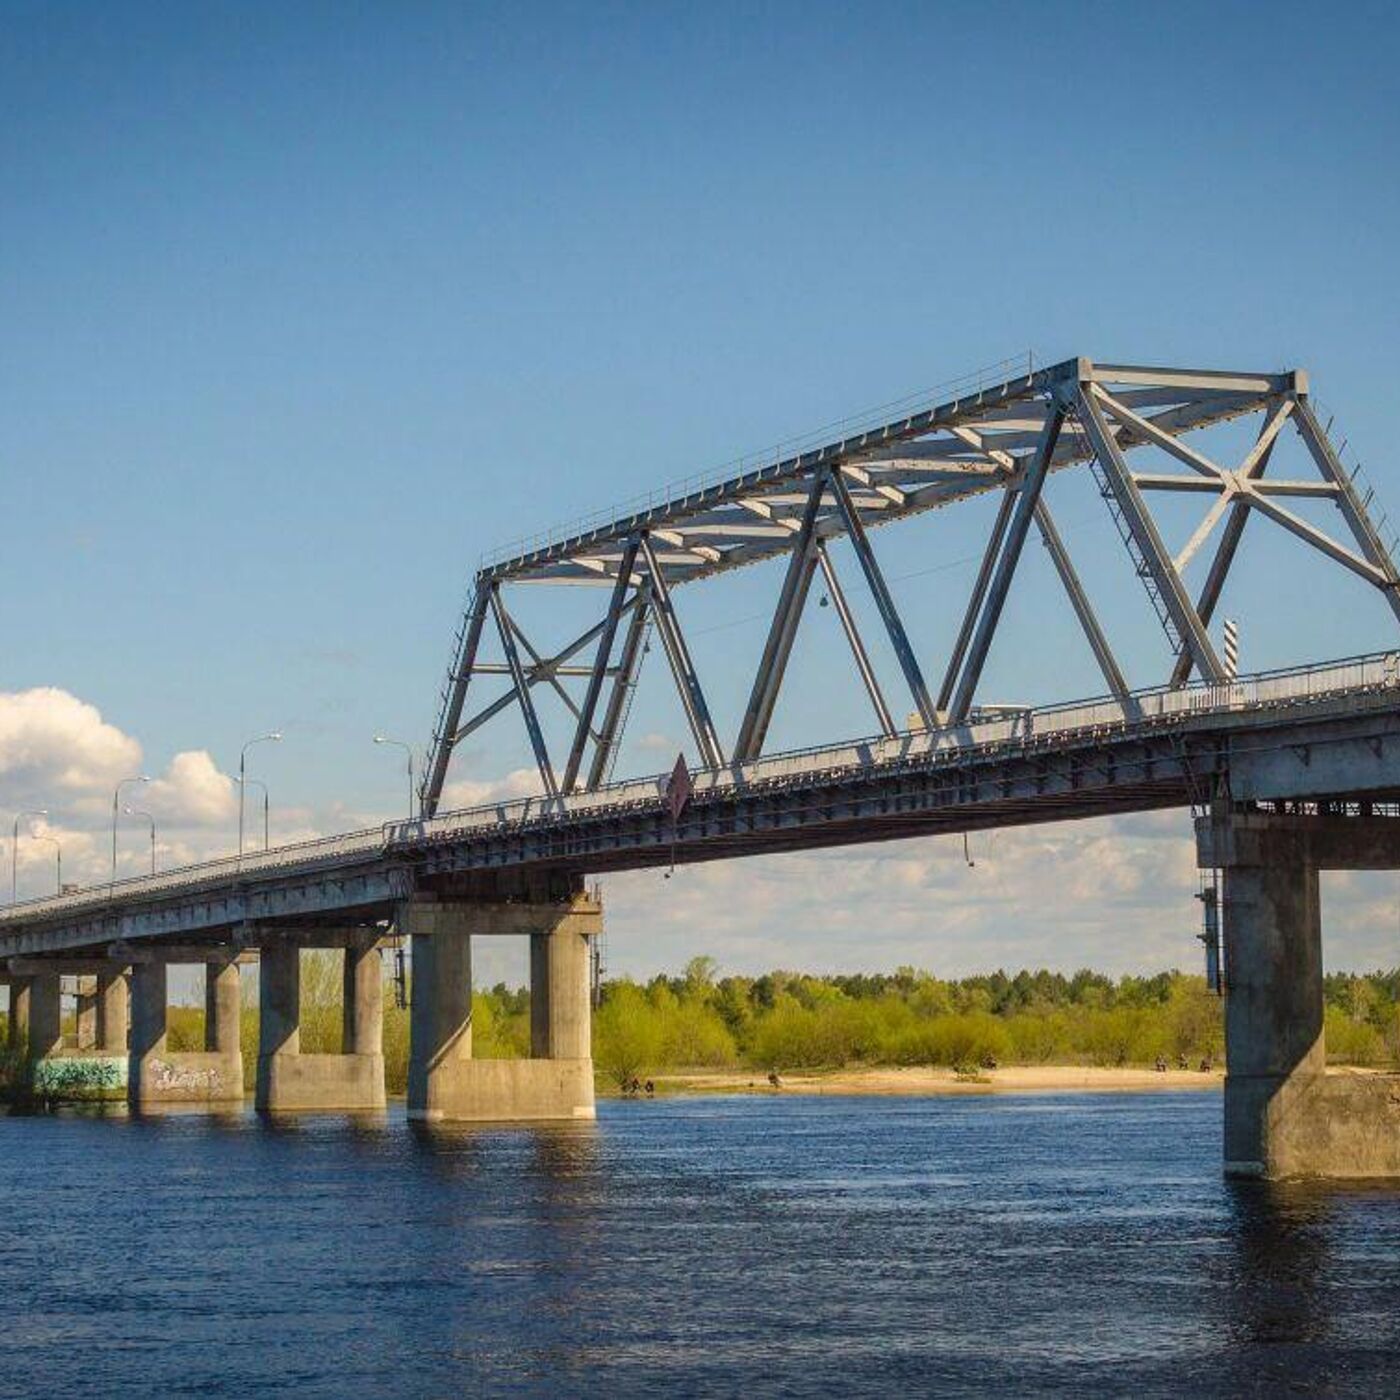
[652,1064,1226,1097]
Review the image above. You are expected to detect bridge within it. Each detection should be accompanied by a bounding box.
[4,354,1400,1178]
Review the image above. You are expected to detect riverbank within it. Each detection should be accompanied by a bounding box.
[645,1064,1227,1097]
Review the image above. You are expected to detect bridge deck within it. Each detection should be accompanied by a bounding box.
[5,652,1400,959]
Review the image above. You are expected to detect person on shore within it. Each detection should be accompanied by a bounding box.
[1154,1056,1167,1073]
[644,1080,654,1097]
[768,1071,782,1089]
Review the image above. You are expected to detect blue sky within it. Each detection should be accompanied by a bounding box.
[3,2,1400,977]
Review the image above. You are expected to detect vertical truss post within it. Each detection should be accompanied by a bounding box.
[422,585,490,817]
[828,469,937,730]
[638,535,724,769]
[1293,396,1400,627]
[562,537,641,793]
[1168,406,1285,687]
[937,487,1017,714]
[586,581,652,790]
[817,543,895,737]
[489,585,558,797]
[1034,499,1130,703]
[734,471,828,762]
[948,406,1065,723]
[1077,384,1225,683]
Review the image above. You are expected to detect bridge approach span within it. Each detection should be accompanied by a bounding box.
[3,652,1400,958]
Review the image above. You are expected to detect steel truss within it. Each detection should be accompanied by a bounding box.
[421,356,1400,816]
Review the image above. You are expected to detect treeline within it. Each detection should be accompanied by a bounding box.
[5,958,1396,1097]
[593,959,1400,1088]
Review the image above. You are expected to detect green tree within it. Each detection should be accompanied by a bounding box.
[594,982,664,1089]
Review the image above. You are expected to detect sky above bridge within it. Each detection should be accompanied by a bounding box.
[3,1,1400,983]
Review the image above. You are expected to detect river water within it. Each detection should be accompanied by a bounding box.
[1,1091,1397,1397]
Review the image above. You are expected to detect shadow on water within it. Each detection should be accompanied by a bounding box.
[1223,1174,1400,1364]
[1225,1180,1335,1348]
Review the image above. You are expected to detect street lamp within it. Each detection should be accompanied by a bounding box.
[234,777,269,851]
[239,732,282,858]
[32,834,61,894]
[112,777,151,883]
[11,810,48,904]
[124,807,157,874]
[373,736,415,818]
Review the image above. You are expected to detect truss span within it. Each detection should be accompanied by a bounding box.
[423,356,1400,816]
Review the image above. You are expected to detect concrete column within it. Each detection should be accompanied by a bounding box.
[8,977,32,1053]
[1221,844,1324,1176]
[205,962,242,1056]
[28,974,62,1061]
[76,979,97,1050]
[530,912,593,1061]
[96,972,129,1054]
[405,901,473,1119]
[255,944,299,1108]
[342,944,383,1057]
[126,963,167,1069]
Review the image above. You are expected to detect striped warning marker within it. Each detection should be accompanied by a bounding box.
[1222,617,1239,679]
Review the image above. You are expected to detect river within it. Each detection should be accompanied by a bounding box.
[1,1092,1397,1396]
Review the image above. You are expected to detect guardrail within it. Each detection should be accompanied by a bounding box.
[3,648,1397,926]
[403,650,1400,844]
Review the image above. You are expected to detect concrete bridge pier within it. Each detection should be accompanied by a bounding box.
[255,937,386,1113]
[405,891,599,1123]
[1200,809,1400,1179]
[129,956,244,1108]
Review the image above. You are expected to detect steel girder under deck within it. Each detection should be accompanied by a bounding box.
[421,355,1400,816]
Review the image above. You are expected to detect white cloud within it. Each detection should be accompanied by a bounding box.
[438,766,543,811]
[0,688,141,798]
[147,751,238,827]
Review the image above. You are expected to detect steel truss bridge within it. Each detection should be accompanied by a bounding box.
[6,354,1400,959]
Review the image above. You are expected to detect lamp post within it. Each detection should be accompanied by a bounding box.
[373,736,415,818]
[32,834,61,894]
[11,810,48,904]
[235,777,269,850]
[239,733,281,859]
[124,807,157,874]
[112,777,150,884]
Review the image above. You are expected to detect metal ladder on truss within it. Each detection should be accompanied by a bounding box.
[1074,406,1185,657]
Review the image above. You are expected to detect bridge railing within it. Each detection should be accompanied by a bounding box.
[3,648,1396,926]
[0,824,391,923]
[401,649,1400,842]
